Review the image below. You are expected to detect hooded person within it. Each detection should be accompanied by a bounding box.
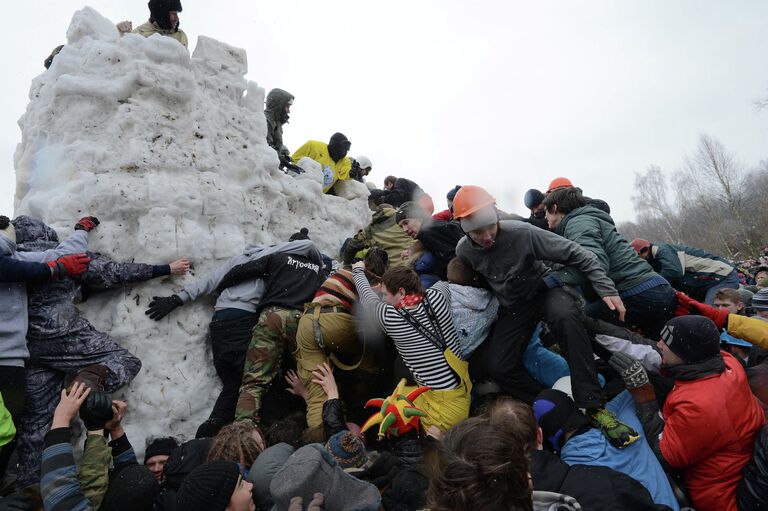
[0,215,92,480]
[265,88,295,166]
[292,133,353,193]
[452,185,638,450]
[270,444,381,511]
[13,215,190,488]
[617,316,765,511]
[132,0,188,48]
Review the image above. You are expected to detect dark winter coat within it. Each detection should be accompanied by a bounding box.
[648,243,736,293]
[265,88,294,154]
[155,437,213,511]
[217,247,324,314]
[555,206,661,294]
[370,178,424,208]
[530,449,671,511]
[737,424,768,511]
[416,220,463,281]
[341,204,413,266]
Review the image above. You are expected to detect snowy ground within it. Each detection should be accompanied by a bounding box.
[14,7,370,453]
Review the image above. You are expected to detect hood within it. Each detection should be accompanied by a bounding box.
[12,215,59,252]
[371,204,396,225]
[557,205,614,236]
[448,283,494,311]
[265,88,294,123]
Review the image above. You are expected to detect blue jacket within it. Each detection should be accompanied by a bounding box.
[561,391,679,510]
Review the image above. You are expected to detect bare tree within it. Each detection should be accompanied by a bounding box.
[630,165,681,242]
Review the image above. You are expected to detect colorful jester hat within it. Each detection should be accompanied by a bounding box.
[361,378,430,439]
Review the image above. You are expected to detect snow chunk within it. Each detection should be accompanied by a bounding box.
[15,8,370,454]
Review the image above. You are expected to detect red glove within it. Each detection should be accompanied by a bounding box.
[674,291,729,329]
[48,253,91,279]
[74,216,100,232]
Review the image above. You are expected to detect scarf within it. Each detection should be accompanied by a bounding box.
[662,355,726,381]
[395,294,423,310]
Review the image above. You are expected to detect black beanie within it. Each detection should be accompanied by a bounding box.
[100,465,159,511]
[395,201,428,224]
[176,461,240,511]
[524,189,545,209]
[532,389,588,453]
[144,437,179,463]
[328,133,351,162]
[660,315,722,364]
[148,0,182,30]
[289,227,310,241]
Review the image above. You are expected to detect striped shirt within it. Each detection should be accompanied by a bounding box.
[41,428,91,511]
[313,268,358,311]
[353,267,463,390]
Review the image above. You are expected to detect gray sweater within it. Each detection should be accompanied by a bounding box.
[0,230,89,366]
[176,240,320,312]
[456,220,616,309]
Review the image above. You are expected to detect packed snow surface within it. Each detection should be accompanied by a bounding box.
[14,7,370,452]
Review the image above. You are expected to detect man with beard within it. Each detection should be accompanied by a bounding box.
[119,0,188,48]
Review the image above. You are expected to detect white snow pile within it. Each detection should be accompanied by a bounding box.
[13,7,371,452]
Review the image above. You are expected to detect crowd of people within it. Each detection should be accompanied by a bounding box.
[6,0,768,510]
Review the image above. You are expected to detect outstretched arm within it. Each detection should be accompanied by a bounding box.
[216,255,271,293]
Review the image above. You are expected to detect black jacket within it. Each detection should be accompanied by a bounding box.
[156,438,213,511]
[737,424,768,511]
[217,251,324,313]
[530,450,672,511]
[416,221,463,280]
[371,178,424,208]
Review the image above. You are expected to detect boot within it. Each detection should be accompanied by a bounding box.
[587,407,640,449]
[67,364,108,392]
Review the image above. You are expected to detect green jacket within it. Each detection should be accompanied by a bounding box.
[342,205,412,267]
[265,89,294,154]
[649,243,735,291]
[555,206,659,293]
[0,392,15,448]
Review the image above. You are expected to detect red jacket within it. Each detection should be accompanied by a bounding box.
[432,208,452,222]
[660,352,765,511]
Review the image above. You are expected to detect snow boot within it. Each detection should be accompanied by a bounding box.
[587,407,640,449]
[67,364,109,392]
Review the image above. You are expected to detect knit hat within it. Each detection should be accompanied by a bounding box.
[270,444,381,511]
[446,185,462,201]
[395,201,428,224]
[289,227,310,241]
[737,288,755,307]
[458,204,498,233]
[100,465,159,511]
[659,316,721,364]
[0,216,14,243]
[176,461,240,511]
[144,437,179,463]
[524,189,545,209]
[325,431,368,470]
[532,389,588,453]
[752,288,768,311]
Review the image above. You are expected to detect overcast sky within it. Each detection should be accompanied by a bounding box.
[1,1,766,222]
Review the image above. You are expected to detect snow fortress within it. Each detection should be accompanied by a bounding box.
[13,7,370,452]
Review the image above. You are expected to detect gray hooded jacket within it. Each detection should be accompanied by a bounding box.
[0,219,88,366]
[177,239,320,313]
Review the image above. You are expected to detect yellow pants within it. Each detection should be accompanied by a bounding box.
[293,305,374,427]
[405,348,472,431]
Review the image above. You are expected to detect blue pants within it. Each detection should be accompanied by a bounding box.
[704,270,740,305]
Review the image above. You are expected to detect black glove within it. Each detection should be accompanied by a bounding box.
[145,295,183,321]
[80,391,113,431]
[74,216,100,232]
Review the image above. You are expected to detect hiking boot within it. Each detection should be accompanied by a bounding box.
[67,364,109,392]
[587,407,639,449]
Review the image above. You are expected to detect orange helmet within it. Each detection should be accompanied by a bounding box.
[629,239,651,254]
[452,185,496,220]
[546,177,573,193]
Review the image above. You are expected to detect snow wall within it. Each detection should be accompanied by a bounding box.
[13,7,371,452]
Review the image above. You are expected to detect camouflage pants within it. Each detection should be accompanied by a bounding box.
[235,306,301,423]
[16,324,141,488]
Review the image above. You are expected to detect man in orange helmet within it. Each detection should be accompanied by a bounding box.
[545,177,611,215]
[453,185,639,449]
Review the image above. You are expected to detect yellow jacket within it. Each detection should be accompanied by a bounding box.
[727,314,768,350]
[133,21,188,48]
[292,141,352,193]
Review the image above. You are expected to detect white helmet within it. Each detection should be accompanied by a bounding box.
[356,155,373,170]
